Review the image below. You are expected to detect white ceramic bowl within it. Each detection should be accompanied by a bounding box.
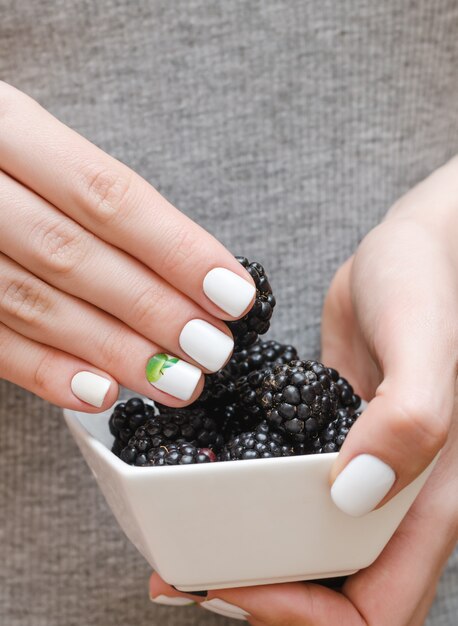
[64,398,434,592]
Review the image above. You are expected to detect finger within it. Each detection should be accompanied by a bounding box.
[0,322,117,410]
[149,572,362,625]
[149,574,253,621]
[205,582,363,625]
[330,225,458,516]
[320,256,381,400]
[148,572,201,607]
[344,447,458,626]
[408,584,442,626]
[0,254,204,405]
[0,82,256,319]
[0,172,234,373]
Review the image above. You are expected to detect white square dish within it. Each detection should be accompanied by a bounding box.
[63,399,434,592]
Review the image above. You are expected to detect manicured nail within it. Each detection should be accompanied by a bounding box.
[201,598,249,620]
[331,454,396,517]
[70,371,111,407]
[146,354,202,401]
[150,593,195,606]
[179,319,234,372]
[203,268,256,317]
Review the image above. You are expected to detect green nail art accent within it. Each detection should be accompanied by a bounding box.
[162,356,179,369]
[146,354,179,383]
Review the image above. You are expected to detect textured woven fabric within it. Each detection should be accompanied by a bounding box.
[0,0,457,624]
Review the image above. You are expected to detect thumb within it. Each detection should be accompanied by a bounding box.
[330,328,456,517]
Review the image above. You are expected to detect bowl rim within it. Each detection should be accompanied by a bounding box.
[64,406,340,478]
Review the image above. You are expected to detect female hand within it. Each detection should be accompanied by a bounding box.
[0,81,256,411]
[149,421,457,624]
[149,157,458,624]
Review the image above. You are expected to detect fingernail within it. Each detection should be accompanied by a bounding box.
[331,454,396,517]
[201,598,249,620]
[146,354,202,401]
[203,268,256,317]
[179,319,234,372]
[70,371,111,407]
[149,593,195,606]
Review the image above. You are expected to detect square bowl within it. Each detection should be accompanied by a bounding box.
[63,397,434,592]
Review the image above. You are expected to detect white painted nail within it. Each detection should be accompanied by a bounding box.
[201,598,249,620]
[203,267,256,317]
[331,454,396,517]
[150,594,195,606]
[179,319,234,372]
[146,354,202,401]
[70,371,111,408]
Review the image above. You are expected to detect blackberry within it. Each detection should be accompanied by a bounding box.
[219,421,293,461]
[111,437,125,458]
[202,368,268,438]
[150,444,217,466]
[259,360,340,437]
[109,397,154,455]
[290,435,314,456]
[122,442,216,466]
[187,340,297,420]
[227,339,298,379]
[157,340,295,430]
[113,360,362,465]
[132,408,224,452]
[228,258,276,350]
[311,408,361,453]
[217,403,261,440]
[204,341,298,431]
[235,369,268,418]
[155,367,238,423]
[327,368,361,413]
[193,367,237,412]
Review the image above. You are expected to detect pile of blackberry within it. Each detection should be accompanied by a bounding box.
[228,257,276,351]
[110,257,361,467]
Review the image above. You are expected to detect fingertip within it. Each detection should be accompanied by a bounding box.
[203,266,256,319]
[148,571,164,597]
[330,454,396,517]
[149,573,204,605]
[102,379,120,410]
[146,354,204,402]
[330,391,447,514]
[179,319,234,372]
[70,370,118,411]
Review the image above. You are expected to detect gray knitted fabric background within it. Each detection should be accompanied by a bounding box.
[1,1,457,624]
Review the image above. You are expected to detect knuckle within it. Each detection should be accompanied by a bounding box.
[392,403,448,457]
[33,348,56,394]
[0,323,15,361]
[79,162,134,225]
[130,281,169,329]
[99,326,132,373]
[159,225,200,275]
[0,276,52,325]
[31,218,89,277]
